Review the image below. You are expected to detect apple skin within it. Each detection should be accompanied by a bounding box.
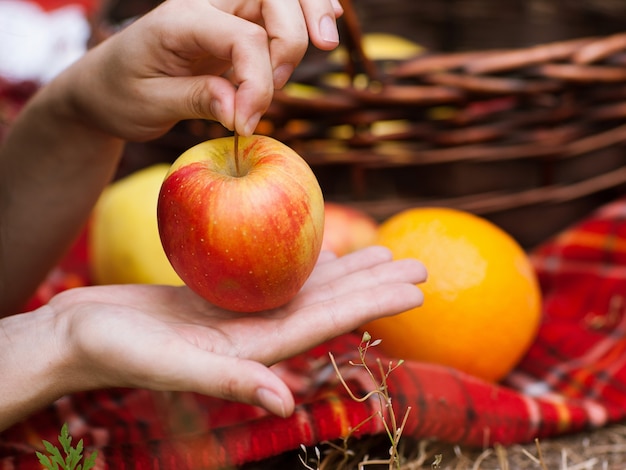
[157,135,324,313]
[321,202,379,256]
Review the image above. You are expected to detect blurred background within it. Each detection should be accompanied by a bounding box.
[4,0,626,248]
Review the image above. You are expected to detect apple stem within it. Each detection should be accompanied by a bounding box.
[234,131,241,176]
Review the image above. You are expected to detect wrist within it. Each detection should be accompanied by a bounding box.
[0,306,74,431]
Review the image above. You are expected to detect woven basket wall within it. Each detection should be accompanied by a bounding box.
[110,0,626,248]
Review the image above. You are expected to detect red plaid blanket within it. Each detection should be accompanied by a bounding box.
[3,195,626,469]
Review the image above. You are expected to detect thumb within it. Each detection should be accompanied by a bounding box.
[153,75,238,132]
[150,345,295,417]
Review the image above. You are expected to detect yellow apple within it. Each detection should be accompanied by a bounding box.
[328,33,423,63]
[89,164,183,286]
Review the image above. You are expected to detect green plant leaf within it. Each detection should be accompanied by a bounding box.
[41,440,65,469]
[36,451,56,470]
[58,423,72,453]
[81,451,98,470]
[37,423,98,470]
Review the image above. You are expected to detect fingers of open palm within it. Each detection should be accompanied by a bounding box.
[241,257,425,364]
[253,280,424,365]
[157,254,425,366]
[292,255,426,312]
[302,246,395,290]
[315,281,424,335]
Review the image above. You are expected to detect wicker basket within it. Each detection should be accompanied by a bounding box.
[115,0,626,248]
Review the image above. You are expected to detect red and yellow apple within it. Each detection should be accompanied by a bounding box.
[321,202,379,256]
[157,135,324,313]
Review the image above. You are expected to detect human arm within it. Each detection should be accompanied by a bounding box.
[0,0,343,316]
[0,247,426,431]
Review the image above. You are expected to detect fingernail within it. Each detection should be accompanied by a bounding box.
[273,63,294,89]
[320,14,339,44]
[256,388,287,417]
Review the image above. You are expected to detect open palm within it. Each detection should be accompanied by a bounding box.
[47,247,425,416]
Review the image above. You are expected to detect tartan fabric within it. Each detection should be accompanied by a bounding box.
[3,196,626,469]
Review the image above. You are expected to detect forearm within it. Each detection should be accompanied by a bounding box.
[0,75,124,316]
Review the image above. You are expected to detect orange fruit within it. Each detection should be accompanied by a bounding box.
[360,207,542,382]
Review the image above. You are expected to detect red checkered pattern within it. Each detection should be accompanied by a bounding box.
[3,196,626,469]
